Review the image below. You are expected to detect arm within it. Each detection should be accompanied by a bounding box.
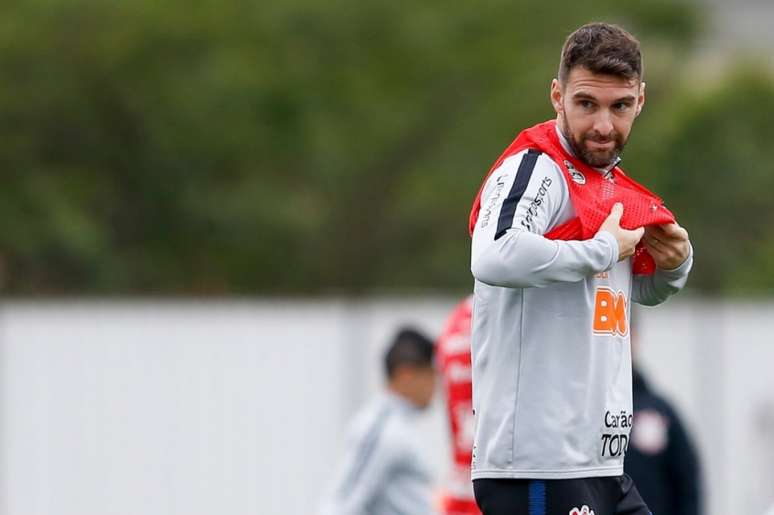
[472,229,620,288]
[321,428,399,515]
[471,151,619,288]
[632,246,693,306]
[633,220,694,306]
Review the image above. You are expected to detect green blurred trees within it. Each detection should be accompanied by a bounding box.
[0,0,769,295]
[649,70,774,293]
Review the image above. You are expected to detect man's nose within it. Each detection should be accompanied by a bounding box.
[592,111,614,137]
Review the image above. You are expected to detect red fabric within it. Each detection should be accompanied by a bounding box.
[436,297,475,468]
[469,120,675,275]
[439,496,481,515]
[436,297,480,515]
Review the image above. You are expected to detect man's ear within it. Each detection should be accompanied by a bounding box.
[636,81,646,117]
[550,78,563,114]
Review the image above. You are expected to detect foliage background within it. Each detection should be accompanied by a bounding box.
[0,0,770,295]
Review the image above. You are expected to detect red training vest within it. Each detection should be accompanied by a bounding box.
[436,296,480,515]
[469,120,674,275]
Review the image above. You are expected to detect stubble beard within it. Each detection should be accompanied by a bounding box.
[561,116,626,168]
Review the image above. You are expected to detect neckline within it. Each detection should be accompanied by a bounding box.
[553,121,621,176]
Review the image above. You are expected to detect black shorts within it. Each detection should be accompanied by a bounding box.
[473,474,650,515]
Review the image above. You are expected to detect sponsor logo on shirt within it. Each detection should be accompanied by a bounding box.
[601,409,632,458]
[565,160,586,184]
[480,174,507,229]
[569,506,595,515]
[519,176,552,232]
[592,287,628,337]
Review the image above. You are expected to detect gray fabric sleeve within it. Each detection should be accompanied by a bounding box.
[470,152,619,289]
[632,244,694,306]
[319,434,399,515]
[472,229,618,288]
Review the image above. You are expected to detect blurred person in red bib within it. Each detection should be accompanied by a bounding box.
[436,296,481,515]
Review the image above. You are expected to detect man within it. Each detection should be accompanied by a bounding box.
[468,23,693,515]
[319,328,438,515]
[436,296,481,515]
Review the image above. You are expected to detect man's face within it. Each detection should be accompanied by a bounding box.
[401,365,437,410]
[551,67,645,168]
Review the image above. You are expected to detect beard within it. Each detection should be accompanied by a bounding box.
[561,116,626,168]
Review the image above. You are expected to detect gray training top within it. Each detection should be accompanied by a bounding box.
[318,392,437,515]
[469,127,693,480]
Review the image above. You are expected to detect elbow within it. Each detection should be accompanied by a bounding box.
[471,230,540,288]
[471,257,498,285]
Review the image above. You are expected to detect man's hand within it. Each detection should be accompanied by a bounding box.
[598,203,645,262]
[643,223,691,270]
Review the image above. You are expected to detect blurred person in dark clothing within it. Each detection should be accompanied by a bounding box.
[625,365,702,515]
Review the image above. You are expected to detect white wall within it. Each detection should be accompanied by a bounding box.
[637,300,774,515]
[0,298,772,515]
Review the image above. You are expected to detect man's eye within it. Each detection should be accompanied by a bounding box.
[580,100,594,109]
[614,103,631,111]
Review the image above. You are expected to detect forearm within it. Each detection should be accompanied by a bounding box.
[632,244,693,306]
[471,228,618,288]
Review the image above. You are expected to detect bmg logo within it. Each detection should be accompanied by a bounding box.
[592,287,628,337]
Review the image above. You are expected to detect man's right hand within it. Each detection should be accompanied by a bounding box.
[598,203,645,261]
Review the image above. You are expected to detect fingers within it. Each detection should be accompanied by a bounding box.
[644,235,674,267]
[644,234,689,269]
[620,227,644,244]
[653,223,688,239]
[608,202,623,223]
[615,226,644,261]
[667,225,689,241]
[660,223,681,236]
[646,223,689,244]
[643,238,666,260]
[644,231,662,248]
[627,228,644,257]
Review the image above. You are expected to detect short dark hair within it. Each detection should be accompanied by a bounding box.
[384,327,435,378]
[558,23,642,84]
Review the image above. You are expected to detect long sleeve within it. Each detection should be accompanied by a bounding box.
[631,245,693,306]
[319,430,398,515]
[472,228,619,288]
[471,151,618,289]
[318,397,437,515]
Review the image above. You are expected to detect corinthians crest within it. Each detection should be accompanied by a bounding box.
[564,160,586,185]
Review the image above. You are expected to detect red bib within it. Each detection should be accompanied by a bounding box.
[436,296,480,514]
[469,120,674,275]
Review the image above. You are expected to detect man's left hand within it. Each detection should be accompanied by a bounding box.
[643,223,691,270]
